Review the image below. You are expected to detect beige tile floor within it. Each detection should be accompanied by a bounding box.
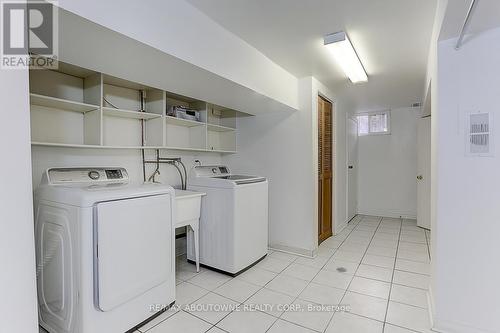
[40,215,432,333]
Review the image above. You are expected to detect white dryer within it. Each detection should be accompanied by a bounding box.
[34,167,175,333]
[188,165,268,275]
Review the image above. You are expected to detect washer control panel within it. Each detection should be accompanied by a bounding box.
[46,167,129,185]
[88,170,100,180]
[192,165,231,178]
[105,169,123,179]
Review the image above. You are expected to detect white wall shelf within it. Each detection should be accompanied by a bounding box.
[102,107,162,120]
[207,123,236,132]
[31,141,164,150]
[210,149,237,154]
[164,146,210,153]
[29,60,245,153]
[30,93,99,113]
[31,141,236,153]
[165,116,205,127]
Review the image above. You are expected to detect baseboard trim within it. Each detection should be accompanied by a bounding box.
[358,209,417,220]
[270,217,350,259]
[428,286,438,332]
[334,218,350,235]
[431,319,493,333]
[428,286,492,333]
[269,244,315,258]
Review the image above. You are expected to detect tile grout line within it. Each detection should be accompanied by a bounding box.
[209,252,304,332]
[382,216,403,332]
[224,242,347,332]
[146,265,264,332]
[213,258,296,331]
[267,229,347,332]
[251,247,339,333]
[251,217,424,332]
[157,216,428,333]
[320,215,383,333]
[424,228,432,261]
[312,215,366,333]
[268,214,364,333]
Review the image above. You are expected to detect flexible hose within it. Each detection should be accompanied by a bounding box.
[172,162,185,190]
[177,160,188,190]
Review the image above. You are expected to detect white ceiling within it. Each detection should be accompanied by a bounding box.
[185,0,437,112]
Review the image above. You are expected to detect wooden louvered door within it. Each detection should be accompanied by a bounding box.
[318,96,333,243]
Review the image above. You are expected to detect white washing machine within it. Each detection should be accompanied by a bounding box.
[34,167,175,333]
[187,165,268,275]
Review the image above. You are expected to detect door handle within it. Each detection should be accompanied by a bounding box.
[417,175,423,180]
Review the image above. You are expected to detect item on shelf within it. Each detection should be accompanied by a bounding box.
[168,105,201,122]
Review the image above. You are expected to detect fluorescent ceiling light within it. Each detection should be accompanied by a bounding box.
[324,31,368,83]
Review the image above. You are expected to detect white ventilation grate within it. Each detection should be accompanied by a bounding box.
[467,112,492,156]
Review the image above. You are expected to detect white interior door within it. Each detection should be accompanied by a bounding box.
[347,117,358,221]
[417,117,431,229]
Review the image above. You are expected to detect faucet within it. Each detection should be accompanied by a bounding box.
[147,169,161,183]
[143,150,188,189]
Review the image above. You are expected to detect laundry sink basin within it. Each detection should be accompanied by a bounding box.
[174,189,205,225]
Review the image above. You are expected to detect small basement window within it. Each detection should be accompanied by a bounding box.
[357,111,390,136]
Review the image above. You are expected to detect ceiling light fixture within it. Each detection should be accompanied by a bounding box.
[324,31,368,84]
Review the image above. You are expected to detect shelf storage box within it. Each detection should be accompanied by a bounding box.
[165,95,208,150]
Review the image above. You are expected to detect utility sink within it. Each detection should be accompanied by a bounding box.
[174,189,206,272]
[174,189,205,226]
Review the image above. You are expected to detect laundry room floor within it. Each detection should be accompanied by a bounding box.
[40,215,432,333]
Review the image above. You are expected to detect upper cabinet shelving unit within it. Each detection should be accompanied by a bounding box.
[29,60,243,153]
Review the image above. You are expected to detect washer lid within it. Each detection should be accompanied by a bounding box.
[213,175,267,185]
[189,175,267,188]
[188,165,267,188]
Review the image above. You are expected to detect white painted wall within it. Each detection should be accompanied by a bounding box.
[432,27,500,333]
[0,70,38,332]
[225,77,351,256]
[57,0,298,110]
[357,107,419,219]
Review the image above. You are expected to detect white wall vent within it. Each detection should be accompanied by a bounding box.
[466,112,492,156]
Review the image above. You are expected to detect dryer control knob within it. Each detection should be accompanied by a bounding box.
[88,171,100,180]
